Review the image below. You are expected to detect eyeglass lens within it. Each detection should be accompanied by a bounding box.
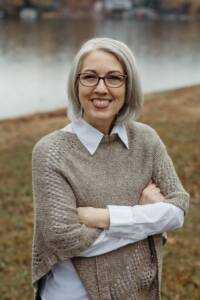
[79,73,126,87]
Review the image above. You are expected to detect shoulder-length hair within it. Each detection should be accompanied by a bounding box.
[67,37,143,124]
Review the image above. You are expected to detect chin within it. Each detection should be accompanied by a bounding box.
[92,112,114,121]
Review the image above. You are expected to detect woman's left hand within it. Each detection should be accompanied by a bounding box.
[77,207,110,229]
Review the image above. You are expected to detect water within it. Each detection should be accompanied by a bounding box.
[0,18,200,120]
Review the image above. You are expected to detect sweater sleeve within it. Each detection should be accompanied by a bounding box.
[152,135,189,214]
[32,138,101,261]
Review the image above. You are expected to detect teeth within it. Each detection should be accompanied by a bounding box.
[92,99,111,108]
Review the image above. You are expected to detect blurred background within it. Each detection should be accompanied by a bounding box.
[0,1,200,300]
[0,0,200,119]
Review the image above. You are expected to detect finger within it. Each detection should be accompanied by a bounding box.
[146,180,153,187]
[154,188,160,193]
[147,183,157,190]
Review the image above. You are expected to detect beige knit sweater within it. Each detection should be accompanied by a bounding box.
[32,121,189,300]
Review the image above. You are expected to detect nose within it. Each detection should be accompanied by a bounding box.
[94,78,108,93]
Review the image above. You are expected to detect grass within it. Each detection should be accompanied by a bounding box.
[0,85,199,299]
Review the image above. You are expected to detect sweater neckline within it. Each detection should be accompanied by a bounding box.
[57,130,119,144]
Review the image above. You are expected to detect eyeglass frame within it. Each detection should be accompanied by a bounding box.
[77,72,127,88]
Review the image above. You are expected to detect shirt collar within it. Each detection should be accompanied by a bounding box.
[71,118,129,155]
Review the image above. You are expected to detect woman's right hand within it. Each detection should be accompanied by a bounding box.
[140,181,164,205]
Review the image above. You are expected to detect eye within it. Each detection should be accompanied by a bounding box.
[79,73,98,86]
[81,73,97,80]
[106,74,124,84]
[107,74,122,80]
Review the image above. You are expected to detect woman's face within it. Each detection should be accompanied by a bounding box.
[78,50,126,134]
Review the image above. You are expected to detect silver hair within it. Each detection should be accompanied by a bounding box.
[67,37,143,123]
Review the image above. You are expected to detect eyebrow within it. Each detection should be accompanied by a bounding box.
[82,69,124,74]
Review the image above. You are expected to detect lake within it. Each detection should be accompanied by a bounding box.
[0,18,200,120]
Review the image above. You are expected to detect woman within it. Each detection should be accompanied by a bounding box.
[32,37,189,300]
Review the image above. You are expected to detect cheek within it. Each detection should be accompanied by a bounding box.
[78,84,82,99]
[118,87,126,104]
[78,86,92,110]
[78,85,86,102]
[117,89,126,111]
[78,83,91,96]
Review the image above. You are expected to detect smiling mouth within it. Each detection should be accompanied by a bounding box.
[91,99,112,109]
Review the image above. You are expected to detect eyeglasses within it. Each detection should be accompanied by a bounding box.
[77,72,127,88]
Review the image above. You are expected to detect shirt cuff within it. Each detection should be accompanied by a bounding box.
[107,205,133,229]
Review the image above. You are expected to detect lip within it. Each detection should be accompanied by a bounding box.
[91,98,112,109]
[91,98,112,102]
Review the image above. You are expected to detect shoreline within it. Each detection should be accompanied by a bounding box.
[1,83,200,125]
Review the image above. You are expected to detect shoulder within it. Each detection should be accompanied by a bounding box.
[32,130,73,162]
[126,121,168,163]
[127,121,160,146]
[128,121,157,134]
[33,130,60,155]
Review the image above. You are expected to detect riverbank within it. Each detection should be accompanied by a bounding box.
[0,84,199,299]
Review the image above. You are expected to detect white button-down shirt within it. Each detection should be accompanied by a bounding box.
[40,118,184,300]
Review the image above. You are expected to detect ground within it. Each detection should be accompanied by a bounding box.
[0,85,199,299]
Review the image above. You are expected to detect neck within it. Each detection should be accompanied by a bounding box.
[82,117,115,135]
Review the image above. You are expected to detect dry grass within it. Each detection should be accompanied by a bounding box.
[0,85,199,299]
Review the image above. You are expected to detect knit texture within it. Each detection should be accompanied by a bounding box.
[32,121,189,300]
